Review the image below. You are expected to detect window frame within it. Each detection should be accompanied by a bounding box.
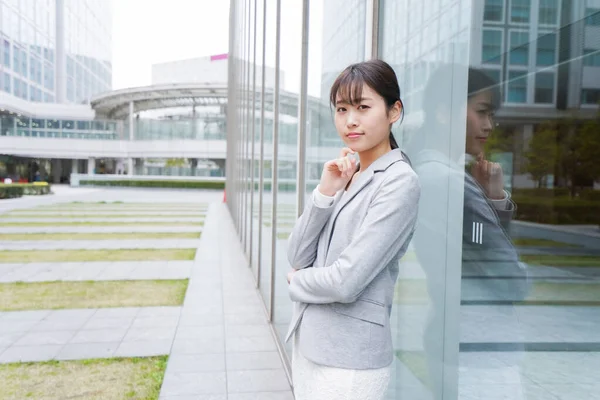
[481,27,504,65]
[508,28,530,66]
[483,0,506,24]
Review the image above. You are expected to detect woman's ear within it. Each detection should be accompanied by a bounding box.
[389,100,402,124]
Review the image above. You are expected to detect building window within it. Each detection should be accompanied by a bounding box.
[537,33,557,66]
[539,0,559,25]
[581,89,600,105]
[585,8,600,26]
[482,30,503,64]
[583,49,600,67]
[510,31,529,65]
[0,71,9,94]
[535,72,554,103]
[484,0,504,22]
[511,0,530,23]
[2,39,9,67]
[508,70,528,103]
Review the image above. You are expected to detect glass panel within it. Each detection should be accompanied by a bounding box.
[482,30,502,64]
[379,0,473,398]
[484,0,504,22]
[534,72,554,103]
[508,70,528,102]
[509,31,529,65]
[272,0,303,359]
[462,3,600,400]
[251,0,265,281]
[536,33,557,66]
[511,0,531,23]
[583,49,600,67]
[585,8,600,26]
[539,0,559,25]
[259,0,277,319]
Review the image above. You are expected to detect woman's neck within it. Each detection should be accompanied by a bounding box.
[358,140,392,171]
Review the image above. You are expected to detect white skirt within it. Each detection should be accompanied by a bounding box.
[292,327,391,400]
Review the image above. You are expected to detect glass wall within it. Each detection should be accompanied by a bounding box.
[0,0,111,104]
[227,0,600,398]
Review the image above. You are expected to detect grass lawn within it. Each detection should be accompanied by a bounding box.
[0,232,201,241]
[1,213,206,219]
[521,255,600,267]
[0,280,188,311]
[0,221,204,227]
[513,238,578,248]
[0,248,196,263]
[393,280,600,305]
[0,356,167,400]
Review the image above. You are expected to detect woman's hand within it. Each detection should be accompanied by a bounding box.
[318,147,358,196]
[287,268,297,284]
[471,153,505,200]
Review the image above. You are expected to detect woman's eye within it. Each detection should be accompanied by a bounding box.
[337,107,346,112]
[358,105,369,110]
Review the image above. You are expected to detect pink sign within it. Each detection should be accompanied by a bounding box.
[210,53,228,61]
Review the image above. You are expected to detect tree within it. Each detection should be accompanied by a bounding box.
[525,122,559,188]
[559,116,600,197]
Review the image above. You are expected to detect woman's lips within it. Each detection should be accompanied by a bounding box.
[347,133,363,139]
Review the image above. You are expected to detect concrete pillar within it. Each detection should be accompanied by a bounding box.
[72,159,79,174]
[51,159,61,183]
[128,158,134,176]
[88,158,95,175]
[129,102,135,140]
[55,0,66,103]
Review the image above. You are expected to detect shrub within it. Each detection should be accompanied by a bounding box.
[0,183,51,199]
[514,196,600,225]
[79,179,225,190]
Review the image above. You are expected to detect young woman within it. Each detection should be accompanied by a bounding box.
[284,59,421,400]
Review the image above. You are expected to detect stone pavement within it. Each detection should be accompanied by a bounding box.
[0,226,202,233]
[0,188,293,399]
[0,261,192,282]
[0,238,202,250]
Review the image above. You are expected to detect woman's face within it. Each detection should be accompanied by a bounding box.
[334,84,401,153]
[466,90,495,156]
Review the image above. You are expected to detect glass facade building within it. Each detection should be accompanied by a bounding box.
[0,0,112,104]
[227,0,600,398]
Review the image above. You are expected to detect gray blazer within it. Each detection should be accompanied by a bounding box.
[285,149,420,370]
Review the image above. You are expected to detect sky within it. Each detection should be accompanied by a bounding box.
[111,0,231,89]
[110,0,323,96]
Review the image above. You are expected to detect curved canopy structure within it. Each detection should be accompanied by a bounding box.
[90,83,228,120]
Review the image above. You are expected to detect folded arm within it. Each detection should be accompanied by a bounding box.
[286,186,336,270]
[289,171,420,304]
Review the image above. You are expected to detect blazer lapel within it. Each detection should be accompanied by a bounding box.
[323,149,405,255]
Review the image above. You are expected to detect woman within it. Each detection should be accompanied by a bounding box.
[285,59,420,399]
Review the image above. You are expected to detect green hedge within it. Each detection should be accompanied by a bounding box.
[0,183,51,199]
[514,196,600,225]
[513,188,600,201]
[79,179,225,190]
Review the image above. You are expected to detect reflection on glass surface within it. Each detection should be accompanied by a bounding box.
[382,0,600,399]
[272,0,302,359]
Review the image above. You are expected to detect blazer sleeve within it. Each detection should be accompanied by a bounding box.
[462,189,529,302]
[289,169,420,304]
[286,188,336,270]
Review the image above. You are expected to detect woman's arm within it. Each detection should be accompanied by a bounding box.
[286,186,337,270]
[288,169,420,304]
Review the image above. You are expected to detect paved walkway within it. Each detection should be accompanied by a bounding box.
[0,217,205,223]
[0,226,203,233]
[0,239,202,250]
[0,261,192,282]
[0,188,293,399]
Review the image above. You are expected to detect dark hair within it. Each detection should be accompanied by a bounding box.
[329,59,404,150]
[467,68,501,110]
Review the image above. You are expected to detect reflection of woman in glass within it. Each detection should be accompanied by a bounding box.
[285,60,420,400]
[409,66,529,399]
